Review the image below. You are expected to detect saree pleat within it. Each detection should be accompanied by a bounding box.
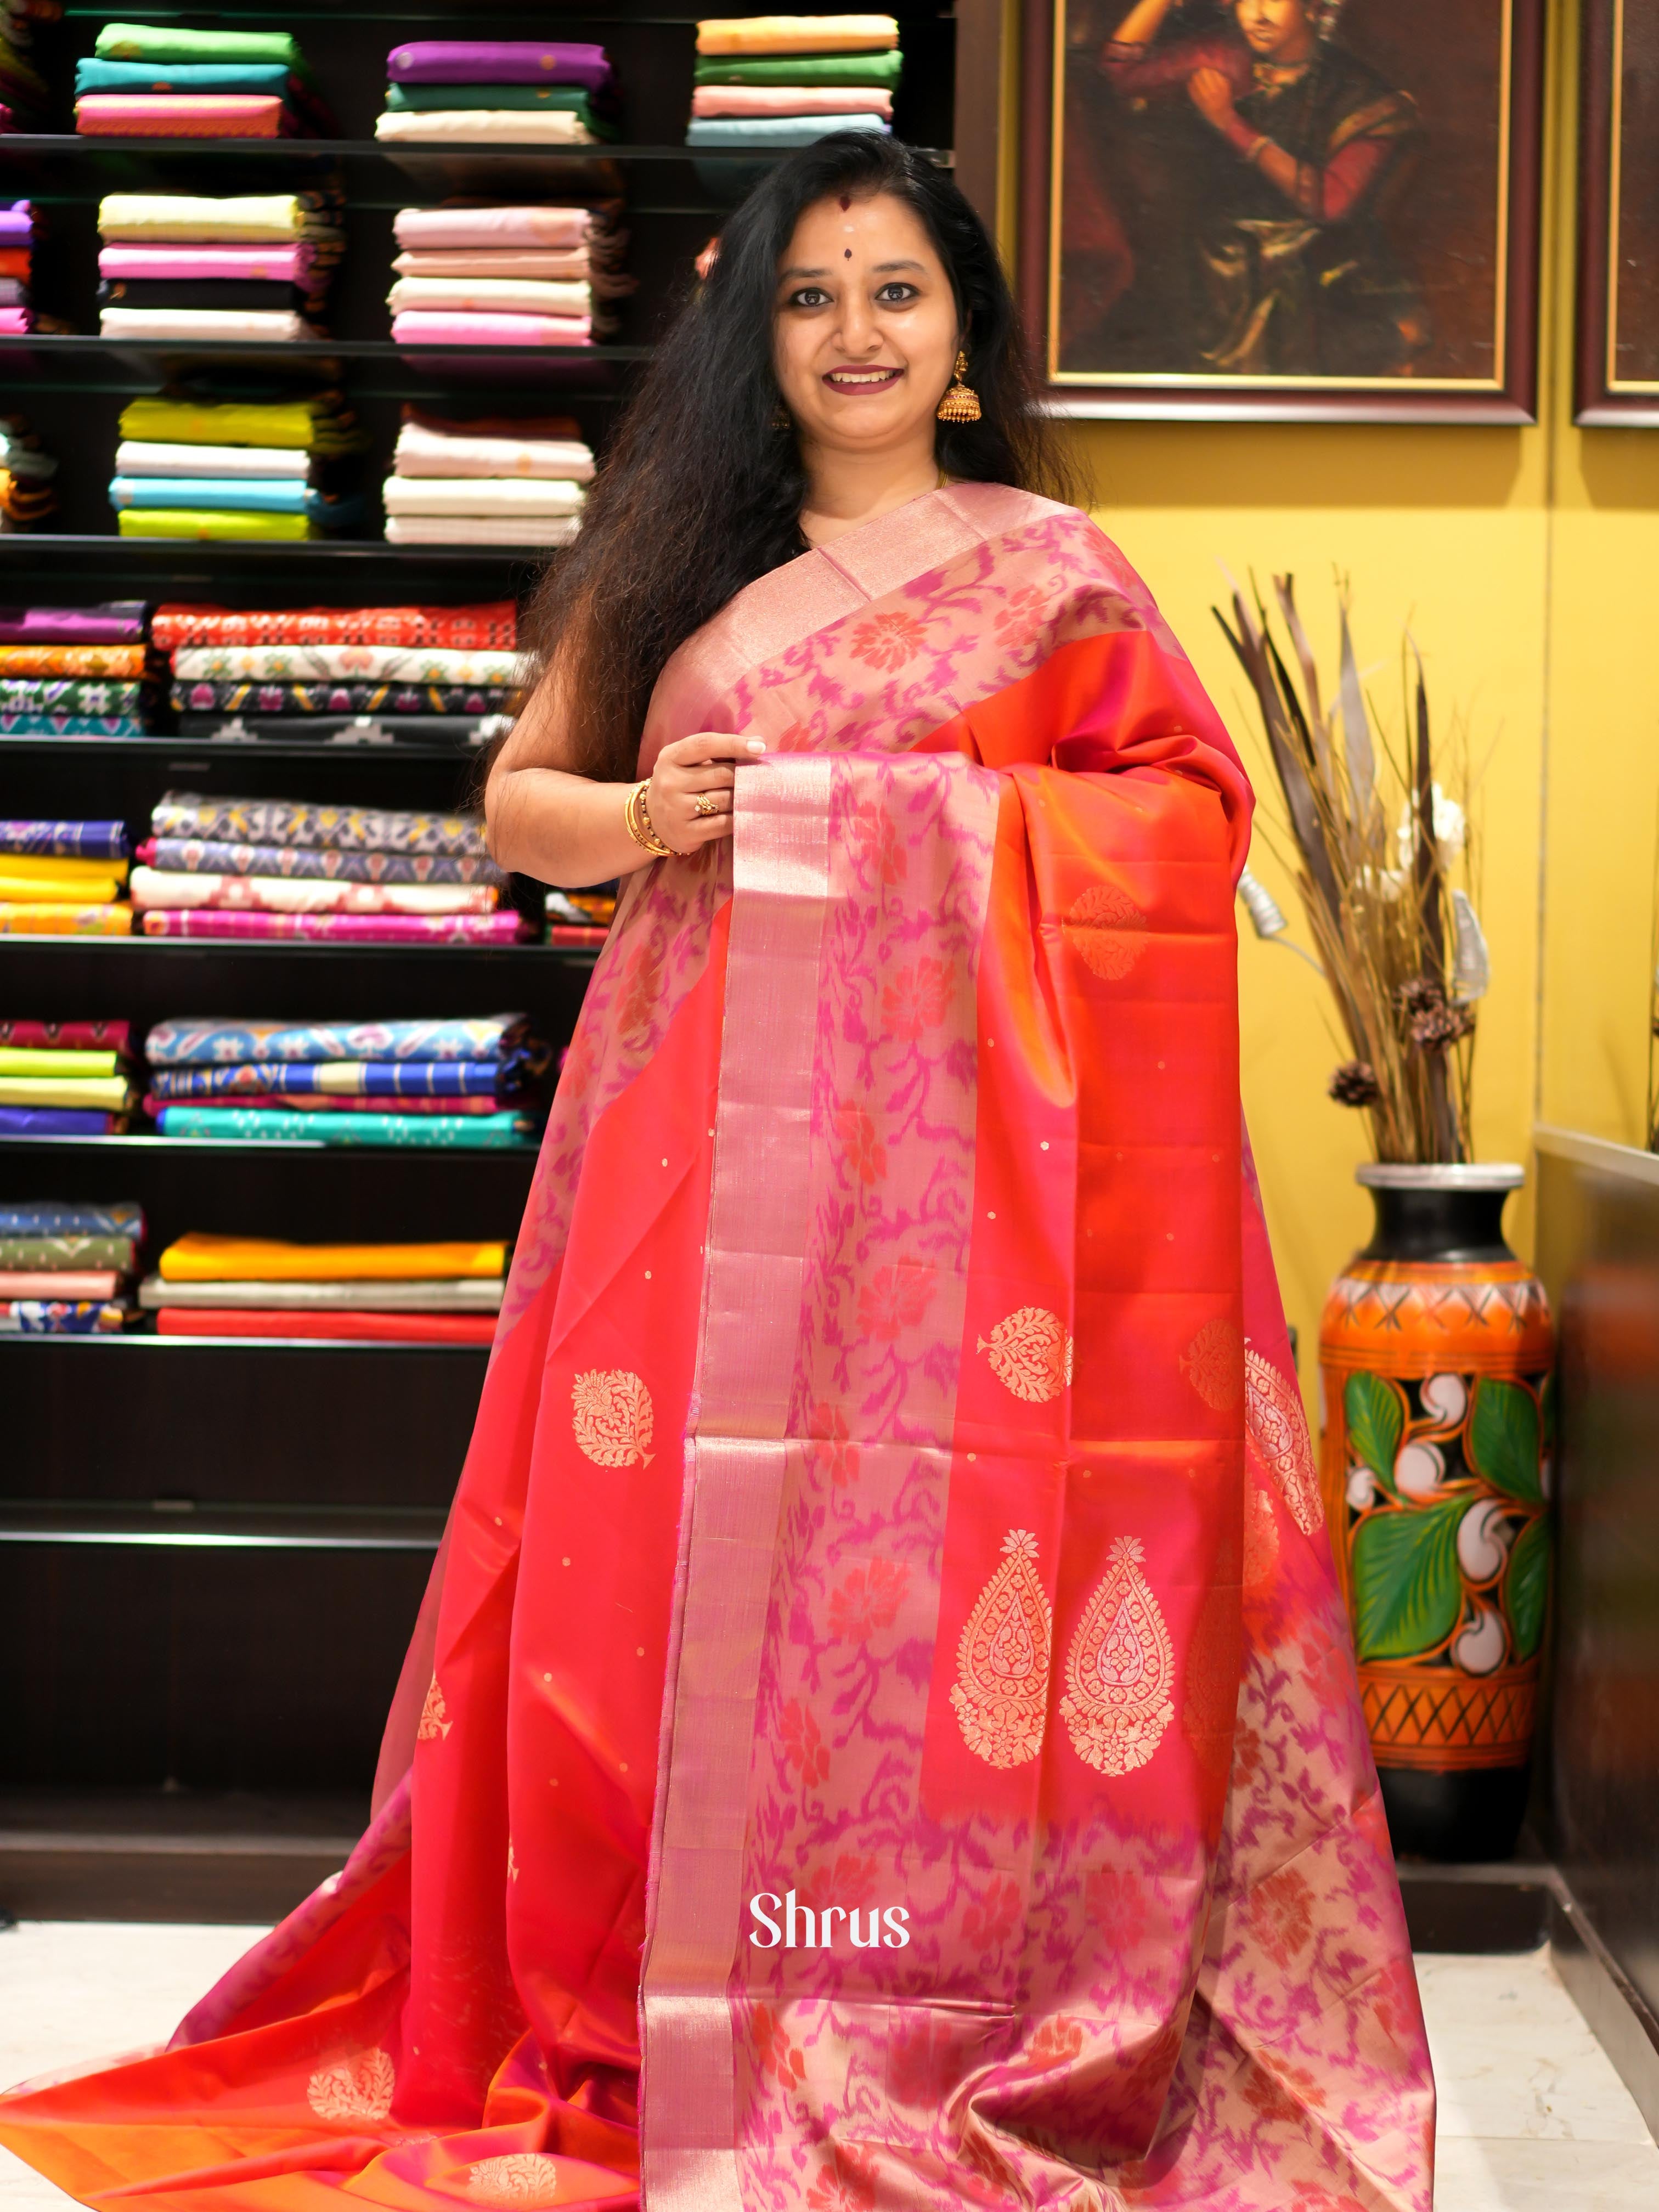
[0,486,1431,2212]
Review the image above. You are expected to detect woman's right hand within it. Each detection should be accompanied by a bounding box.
[645,732,767,854]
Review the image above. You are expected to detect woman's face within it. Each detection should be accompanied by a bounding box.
[1233,0,1315,63]
[772,189,961,457]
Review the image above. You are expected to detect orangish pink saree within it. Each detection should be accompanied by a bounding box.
[0,484,1434,2211]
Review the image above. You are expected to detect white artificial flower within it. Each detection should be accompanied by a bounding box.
[1395,783,1466,871]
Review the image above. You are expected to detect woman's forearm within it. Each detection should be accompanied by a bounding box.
[486,764,653,889]
[1110,0,1177,47]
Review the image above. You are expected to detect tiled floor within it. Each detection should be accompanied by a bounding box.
[1,1926,1656,2207]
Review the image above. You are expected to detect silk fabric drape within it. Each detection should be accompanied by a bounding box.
[0,486,1432,2212]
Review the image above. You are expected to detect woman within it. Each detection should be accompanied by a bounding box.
[1086,0,1426,375]
[0,136,1433,2211]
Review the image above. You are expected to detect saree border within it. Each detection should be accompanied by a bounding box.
[640,752,833,2211]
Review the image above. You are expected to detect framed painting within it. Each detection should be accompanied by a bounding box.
[1577,0,1659,422]
[1019,0,1545,421]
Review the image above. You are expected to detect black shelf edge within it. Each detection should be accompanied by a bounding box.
[2,134,935,163]
[0,732,495,758]
[0,1334,486,1358]
[0,335,648,362]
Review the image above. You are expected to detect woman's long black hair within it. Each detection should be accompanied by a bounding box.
[521,133,1073,781]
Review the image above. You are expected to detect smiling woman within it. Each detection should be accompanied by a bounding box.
[0,132,1436,2212]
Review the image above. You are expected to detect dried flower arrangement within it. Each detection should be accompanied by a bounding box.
[1217,576,1489,1165]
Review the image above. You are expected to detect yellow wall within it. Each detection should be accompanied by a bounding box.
[1008,0,1655,1402]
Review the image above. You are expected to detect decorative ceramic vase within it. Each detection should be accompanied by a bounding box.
[1319,1164,1555,1862]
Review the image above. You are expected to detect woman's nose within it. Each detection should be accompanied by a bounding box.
[836,295,881,354]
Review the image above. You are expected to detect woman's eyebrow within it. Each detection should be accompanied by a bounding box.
[872,258,926,272]
[778,264,832,280]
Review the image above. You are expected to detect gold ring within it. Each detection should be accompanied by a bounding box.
[692,792,721,818]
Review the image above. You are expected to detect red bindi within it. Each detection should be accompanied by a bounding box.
[839,195,851,210]
[844,248,852,258]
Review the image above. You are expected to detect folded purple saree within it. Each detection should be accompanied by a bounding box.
[386,42,612,90]
[0,603,146,644]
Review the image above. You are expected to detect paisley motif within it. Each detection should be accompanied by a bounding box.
[1244,1345,1322,1534]
[570,1368,654,1466]
[1180,1317,1245,1410]
[466,2155,566,2206]
[506,1838,518,1883]
[416,1673,450,1742]
[977,1306,1073,1403]
[306,2049,394,2123]
[1063,880,1148,981]
[950,1529,1053,1767]
[1060,1537,1176,1776]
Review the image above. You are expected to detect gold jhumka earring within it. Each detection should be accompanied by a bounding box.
[936,351,981,423]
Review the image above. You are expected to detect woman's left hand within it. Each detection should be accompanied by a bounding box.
[646,731,766,854]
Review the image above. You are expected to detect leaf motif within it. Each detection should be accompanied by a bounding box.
[1468,1376,1542,1503]
[1345,1370,1403,1496]
[1505,1514,1550,1659]
[1352,1497,1465,1662]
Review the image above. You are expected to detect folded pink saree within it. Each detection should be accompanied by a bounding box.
[0,484,1433,2212]
[76,93,294,136]
[390,310,592,347]
[139,909,528,944]
[393,206,591,251]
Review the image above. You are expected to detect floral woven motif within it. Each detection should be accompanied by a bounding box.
[950,1530,1053,1768]
[1181,1316,1245,1409]
[305,2050,393,2123]
[1063,880,1148,981]
[570,1369,654,1466]
[1060,1537,1175,1776]
[466,2154,565,2205]
[977,1305,1073,1403]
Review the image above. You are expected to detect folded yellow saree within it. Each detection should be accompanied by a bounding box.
[696,15,899,54]
[0,1076,134,1109]
[158,1232,509,1282]
[0,854,130,887]
[0,867,126,905]
[0,1049,123,1077]
[0,904,131,935]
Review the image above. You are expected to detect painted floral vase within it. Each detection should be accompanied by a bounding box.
[1319,1164,1555,1862]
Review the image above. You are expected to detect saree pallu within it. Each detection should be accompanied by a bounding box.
[0,484,1433,2212]
[145,1013,532,1066]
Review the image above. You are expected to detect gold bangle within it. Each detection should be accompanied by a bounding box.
[624,778,675,860]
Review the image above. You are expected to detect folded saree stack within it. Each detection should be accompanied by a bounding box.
[97,192,343,349]
[690,15,900,145]
[0,601,151,733]
[0,1015,135,1135]
[377,40,614,148]
[0,1199,143,1333]
[142,1229,509,1343]
[383,409,591,548]
[0,199,38,332]
[0,821,134,943]
[388,203,629,362]
[143,1013,544,1148]
[131,787,531,944]
[155,597,520,730]
[0,411,58,528]
[110,390,365,544]
[76,23,333,139]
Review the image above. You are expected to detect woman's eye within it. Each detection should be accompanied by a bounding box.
[876,283,919,304]
[788,287,832,308]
